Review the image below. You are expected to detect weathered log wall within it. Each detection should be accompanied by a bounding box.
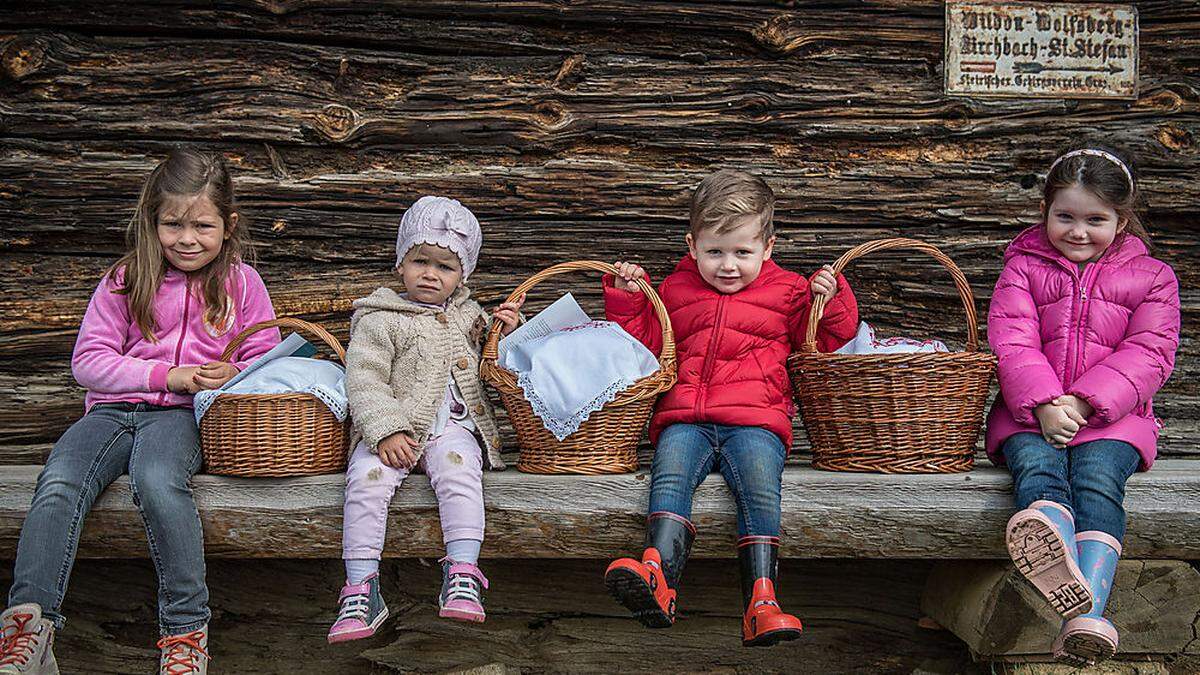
[1,2,1198,460]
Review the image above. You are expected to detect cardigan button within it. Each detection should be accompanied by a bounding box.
[436,313,449,324]
[473,404,485,415]
[456,357,469,370]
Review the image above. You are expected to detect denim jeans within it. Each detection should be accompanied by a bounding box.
[648,423,787,537]
[1003,432,1141,542]
[8,403,209,635]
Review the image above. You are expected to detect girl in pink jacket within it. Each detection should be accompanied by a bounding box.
[988,143,1180,668]
[0,149,279,675]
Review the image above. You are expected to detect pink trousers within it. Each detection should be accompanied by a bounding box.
[342,423,485,560]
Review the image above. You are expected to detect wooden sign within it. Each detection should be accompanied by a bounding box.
[945,2,1138,99]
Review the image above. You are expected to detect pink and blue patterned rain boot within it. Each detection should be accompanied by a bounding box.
[327,573,389,643]
[1054,532,1122,667]
[1006,500,1093,618]
[438,559,488,623]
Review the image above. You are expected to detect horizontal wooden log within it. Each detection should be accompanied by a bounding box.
[0,462,1198,560]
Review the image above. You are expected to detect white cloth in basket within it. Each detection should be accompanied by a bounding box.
[193,356,348,425]
[504,320,659,440]
[834,321,949,355]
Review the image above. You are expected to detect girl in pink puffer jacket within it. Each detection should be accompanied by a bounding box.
[988,143,1181,668]
[0,149,279,675]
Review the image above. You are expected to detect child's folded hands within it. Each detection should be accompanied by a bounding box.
[377,431,420,469]
[1035,400,1088,448]
[168,362,240,393]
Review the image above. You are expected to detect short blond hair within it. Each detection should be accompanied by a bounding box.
[689,169,775,240]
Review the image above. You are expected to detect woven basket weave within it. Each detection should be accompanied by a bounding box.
[480,260,677,475]
[788,238,996,474]
[200,318,350,477]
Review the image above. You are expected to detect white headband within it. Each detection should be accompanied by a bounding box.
[1047,149,1134,190]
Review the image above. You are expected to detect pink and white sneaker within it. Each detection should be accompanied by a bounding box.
[438,559,488,623]
[327,573,389,643]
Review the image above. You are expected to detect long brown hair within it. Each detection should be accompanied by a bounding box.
[109,148,252,340]
[1043,140,1150,247]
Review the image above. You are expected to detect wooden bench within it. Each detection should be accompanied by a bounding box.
[0,461,1197,560]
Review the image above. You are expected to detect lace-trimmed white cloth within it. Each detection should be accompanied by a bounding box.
[504,320,659,440]
[834,322,949,355]
[193,356,348,424]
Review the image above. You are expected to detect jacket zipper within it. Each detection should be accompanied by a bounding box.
[168,280,192,403]
[695,295,726,419]
[1067,263,1097,388]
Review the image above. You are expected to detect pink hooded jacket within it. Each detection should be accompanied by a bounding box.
[72,263,280,411]
[986,225,1181,470]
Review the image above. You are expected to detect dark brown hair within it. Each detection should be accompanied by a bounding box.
[689,169,776,240]
[1043,140,1150,246]
[109,148,252,340]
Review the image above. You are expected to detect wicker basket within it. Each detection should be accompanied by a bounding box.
[200,318,350,477]
[480,260,677,475]
[788,238,996,474]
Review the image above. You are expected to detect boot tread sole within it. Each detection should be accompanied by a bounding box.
[742,626,801,648]
[1057,628,1117,667]
[1007,517,1092,618]
[604,568,673,629]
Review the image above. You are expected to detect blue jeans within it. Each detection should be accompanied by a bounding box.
[8,403,209,635]
[648,423,787,537]
[1003,432,1141,542]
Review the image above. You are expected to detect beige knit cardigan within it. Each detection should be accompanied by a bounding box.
[345,285,505,470]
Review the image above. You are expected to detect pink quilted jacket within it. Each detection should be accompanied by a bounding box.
[986,225,1180,470]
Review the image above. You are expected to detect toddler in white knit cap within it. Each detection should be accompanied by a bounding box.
[328,196,524,643]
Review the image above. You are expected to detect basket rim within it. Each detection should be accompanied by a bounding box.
[480,259,678,404]
[802,238,983,353]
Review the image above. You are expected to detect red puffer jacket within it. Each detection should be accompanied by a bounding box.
[604,255,858,447]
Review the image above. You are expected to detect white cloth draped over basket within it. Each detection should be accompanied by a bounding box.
[501,320,659,440]
[194,356,348,425]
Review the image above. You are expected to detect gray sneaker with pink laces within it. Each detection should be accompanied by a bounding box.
[438,559,489,623]
[328,573,389,643]
[157,625,209,675]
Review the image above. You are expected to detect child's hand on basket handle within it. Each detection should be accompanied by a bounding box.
[1035,401,1088,449]
[167,366,203,394]
[493,293,526,336]
[378,432,419,470]
[613,261,646,293]
[192,362,240,391]
[810,265,838,302]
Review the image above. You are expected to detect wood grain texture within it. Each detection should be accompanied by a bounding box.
[922,560,1200,658]
[0,558,982,674]
[0,1,1197,457]
[0,461,1198,560]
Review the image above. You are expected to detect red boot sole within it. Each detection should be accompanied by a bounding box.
[743,626,802,648]
[604,567,673,628]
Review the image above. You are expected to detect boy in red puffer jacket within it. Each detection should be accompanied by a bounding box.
[602,169,858,647]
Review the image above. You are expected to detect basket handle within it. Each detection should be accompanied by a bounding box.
[219,318,347,364]
[481,260,676,371]
[803,238,980,353]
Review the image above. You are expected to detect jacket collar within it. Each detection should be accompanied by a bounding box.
[672,254,785,294]
[1005,224,1147,271]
